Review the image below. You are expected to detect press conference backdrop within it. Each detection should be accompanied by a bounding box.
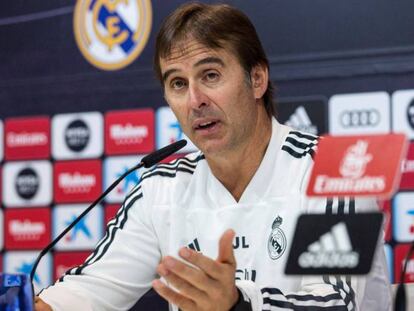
[1,0,414,303]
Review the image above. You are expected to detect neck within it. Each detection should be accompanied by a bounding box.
[206,114,272,202]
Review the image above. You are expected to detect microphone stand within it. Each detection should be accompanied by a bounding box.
[30,139,187,296]
[395,243,414,311]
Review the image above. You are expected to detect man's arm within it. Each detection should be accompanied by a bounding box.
[39,184,161,311]
[153,225,390,311]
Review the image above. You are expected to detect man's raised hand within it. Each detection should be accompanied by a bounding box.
[153,229,239,311]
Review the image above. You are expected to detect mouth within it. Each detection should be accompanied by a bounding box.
[195,120,218,130]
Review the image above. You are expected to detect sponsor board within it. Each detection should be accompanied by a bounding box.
[384,244,393,283]
[54,251,90,280]
[394,244,414,283]
[156,107,197,153]
[103,156,144,203]
[285,213,383,275]
[52,112,103,160]
[400,143,414,190]
[329,92,390,135]
[105,204,120,225]
[105,109,154,155]
[53,204,103,250]
[3,161,52,207]
[393,192,414,243]
[5,208,51,250]
[54,160,102,203]
[277,97,327,135]
[307,134,406,198]
[4,251,52,294]
[392,89,414,139]
[5,116,50,160]
[73,0,152,71]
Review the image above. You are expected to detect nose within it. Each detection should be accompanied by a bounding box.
[188,82,208,110]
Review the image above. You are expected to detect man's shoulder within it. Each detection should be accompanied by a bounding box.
[139,151,205,189]
[278,126,319,162]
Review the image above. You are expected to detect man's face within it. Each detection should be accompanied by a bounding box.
[160,41,264,156]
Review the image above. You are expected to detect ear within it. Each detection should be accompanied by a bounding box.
[250,63,269,100]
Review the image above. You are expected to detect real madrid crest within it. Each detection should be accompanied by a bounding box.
[267,215,287,260]
[73,0,152,70]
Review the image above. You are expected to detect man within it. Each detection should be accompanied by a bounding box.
[36,3,391,311]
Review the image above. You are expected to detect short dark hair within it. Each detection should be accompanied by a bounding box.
[154,2,275,117]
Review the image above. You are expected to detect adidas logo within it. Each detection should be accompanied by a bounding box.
[285,106,318,135]
[187,238,201,252]
[298,222,359,268]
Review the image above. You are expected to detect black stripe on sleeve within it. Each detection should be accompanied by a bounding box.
[326,198,333,215]
[285,136,316,150]
[289,131,318,141]
[338,197,345,214]
[348,198,355,214]
[261,287,347,310]
[281,145,315,159]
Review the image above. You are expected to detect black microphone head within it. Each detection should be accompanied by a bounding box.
[141,139,187,168]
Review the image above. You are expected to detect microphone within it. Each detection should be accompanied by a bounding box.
[30,139,187,285]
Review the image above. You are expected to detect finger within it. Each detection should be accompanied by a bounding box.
[157,263,208,303]
[34,297,53,311]
[161,256,216,290]
[178,248,224,280]
[152,279,196,310]
[217,229,236,266]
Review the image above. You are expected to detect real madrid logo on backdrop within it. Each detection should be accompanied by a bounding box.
[268,215,287,260]
[73,0,152,70]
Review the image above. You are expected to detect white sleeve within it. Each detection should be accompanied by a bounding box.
[39,183,161,311]
[233,196,391,311]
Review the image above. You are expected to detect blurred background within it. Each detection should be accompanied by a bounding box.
[1,0,414,304]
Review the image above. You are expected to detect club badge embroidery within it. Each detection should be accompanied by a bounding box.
[268,215,287,260]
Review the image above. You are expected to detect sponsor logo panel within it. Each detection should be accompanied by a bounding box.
[53,204,103,250]
[3,161,52,208]
[52,112,103,160]
[308,134,405,197]
[393,192,414,243]
[54,160,102,203]
[156,107,197,153]
[285,213,382,275]
[394,244,414,283]
[277,97,327,135]
[103,156,145,203]
[5,208,51,250]
[329,92,390,135]
[105,109,154,155]
[54,251,90,280]
[105,204,120,225]
[5,116,50,160]
[73,0,152,71]
[4,251,52,294]
[400,143,414,190]
[392,89,414,139]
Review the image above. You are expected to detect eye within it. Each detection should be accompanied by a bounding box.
[170,78,187,90]
[203,71,220,83]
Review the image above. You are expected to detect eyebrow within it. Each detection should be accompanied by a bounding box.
[162,56,225,83]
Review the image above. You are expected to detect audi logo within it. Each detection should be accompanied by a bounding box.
[340,110,380,127]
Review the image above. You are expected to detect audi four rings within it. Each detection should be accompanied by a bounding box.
[340,110,381,127]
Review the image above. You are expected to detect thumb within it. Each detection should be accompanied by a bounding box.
[217,229,236,266]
